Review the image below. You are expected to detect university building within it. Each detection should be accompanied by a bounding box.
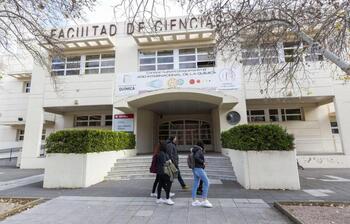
[0,18,350,169]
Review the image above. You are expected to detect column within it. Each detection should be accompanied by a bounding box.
[20,63,46,168]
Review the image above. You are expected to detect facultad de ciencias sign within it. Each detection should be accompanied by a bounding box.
[50,16,224,39]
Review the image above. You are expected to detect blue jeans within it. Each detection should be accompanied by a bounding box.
[192,168,209,199]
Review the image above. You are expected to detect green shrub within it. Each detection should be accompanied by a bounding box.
[46,129,135,154]
[221,124,294,151]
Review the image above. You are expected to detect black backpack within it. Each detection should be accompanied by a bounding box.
[187,148,195,169]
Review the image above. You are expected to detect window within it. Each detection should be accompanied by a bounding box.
[247,110,266,122]
[85,53,115,74]
[41,129,46,140]
[139,50,174,71]
[139,47,215,71]
[16,129,25,141]
[241,44,279,65]
[330,122,339,134]
[241,42,323,66]
[159,120,211,146]
[51,53,115,76]
[247,108,304,123]
[281,108,303,121]
[179,47,215,69]
[51,56,81,76]
[75,115,102,127]
[23,81,31,93]
[269,109,279,122]
[283,42,300,63]
[105,115,112,126]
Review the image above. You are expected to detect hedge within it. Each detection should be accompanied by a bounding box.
[46,129,135,154]
[221,124,294,151]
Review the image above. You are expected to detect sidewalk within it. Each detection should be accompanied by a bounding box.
[0,169,350,203]
[0,196,292,224]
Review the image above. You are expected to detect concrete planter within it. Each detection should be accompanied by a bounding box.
[43,149,136,188]
[222,148,300,190]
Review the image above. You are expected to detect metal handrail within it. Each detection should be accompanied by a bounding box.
[0,145,46,160]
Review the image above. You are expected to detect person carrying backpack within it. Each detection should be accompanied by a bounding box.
[150,143,175,198]
[156,143,175,205]
[166,136,189,190]
[190,141,212,208]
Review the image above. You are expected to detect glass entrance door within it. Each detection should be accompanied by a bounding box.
[159,120,212,151]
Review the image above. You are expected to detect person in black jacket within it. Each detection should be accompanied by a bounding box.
[156,143,175,205]
[191,141,213,208]
[166,136,188,190]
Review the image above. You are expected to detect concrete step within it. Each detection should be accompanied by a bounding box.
[105,154,237,182]
[110,166,234,173]
[107,170,235,177]
[112,163,233,169]
[105,174,237,181]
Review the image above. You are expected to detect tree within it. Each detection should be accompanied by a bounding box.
[115,0,350,91]
[0,0,96,67]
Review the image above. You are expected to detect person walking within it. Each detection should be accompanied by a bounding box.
[191,141,212,208]
[150,142,175,198]
[156,143,175,205]
[166,136,189,190]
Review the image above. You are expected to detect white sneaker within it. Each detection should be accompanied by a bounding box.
[164,198,175,205]
[170,192,175,198]
[192,200,201,207]
[201,200,213,208]
[150,193,157,197]
[156,198,165,204]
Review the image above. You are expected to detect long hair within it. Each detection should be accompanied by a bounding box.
[159,143,167,153]
[153,142,161,155]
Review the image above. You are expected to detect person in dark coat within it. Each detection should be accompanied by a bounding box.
[191,141,212,208]
[150,142,175,198]
[166,136,188,190]
[156,143,175,205]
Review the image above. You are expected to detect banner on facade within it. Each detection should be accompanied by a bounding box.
[116,67,240,97]
[113,114,134,132]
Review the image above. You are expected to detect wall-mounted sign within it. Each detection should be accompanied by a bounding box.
[50,24,117,39]
[116,67,241,97]
[113,114,134,132]
[49,15,229,39]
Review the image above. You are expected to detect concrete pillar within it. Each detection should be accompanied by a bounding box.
[211,108,221,152]
[334,84,350,155]
[136,109,154,154]
[20,63,46,168]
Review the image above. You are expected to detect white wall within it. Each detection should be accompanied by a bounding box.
[222,148,300,190]
[247,103,336,155]
[44,149,136,188]
[244,63,335,99]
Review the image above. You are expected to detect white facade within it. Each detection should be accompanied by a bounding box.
[0,18,350,169]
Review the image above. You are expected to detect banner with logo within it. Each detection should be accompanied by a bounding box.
[116,67,240,97]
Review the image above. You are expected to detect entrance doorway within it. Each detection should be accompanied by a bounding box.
[159,120,212,151]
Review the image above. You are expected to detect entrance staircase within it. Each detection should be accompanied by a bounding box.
[105,154,236,181]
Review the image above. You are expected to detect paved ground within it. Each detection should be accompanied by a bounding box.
[0,169,349,204]
[0,196,292,224]
[0,168,349,223]
[0,167,43,182]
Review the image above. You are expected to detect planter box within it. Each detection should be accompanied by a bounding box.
[222,148,300,190]
[43,149,136,188]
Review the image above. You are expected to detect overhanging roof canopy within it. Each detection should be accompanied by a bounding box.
[45,37,114,51]
[133,29,215,46]
[7,72,31,79]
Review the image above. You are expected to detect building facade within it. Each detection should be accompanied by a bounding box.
[0,18,350,169]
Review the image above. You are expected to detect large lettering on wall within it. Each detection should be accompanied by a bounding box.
[50,15,226,39]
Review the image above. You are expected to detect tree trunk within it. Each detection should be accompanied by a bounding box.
[294,29,350,75]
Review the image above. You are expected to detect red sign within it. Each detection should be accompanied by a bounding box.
[114,114,134,119]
